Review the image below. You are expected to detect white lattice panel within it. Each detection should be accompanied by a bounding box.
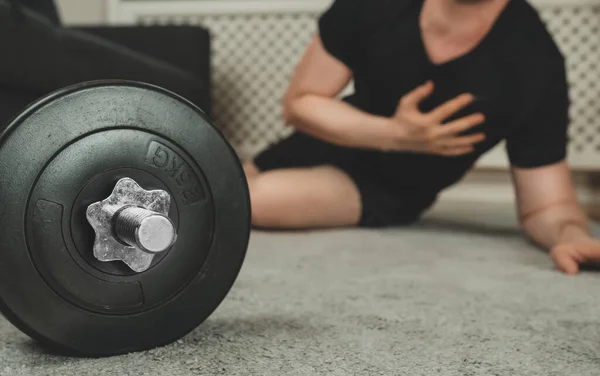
[137,12,321,159]
[108,0,600,169]
[181,13,318,158]
[546,5,600,163]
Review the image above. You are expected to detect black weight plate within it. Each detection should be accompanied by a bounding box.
[0,80,251,357]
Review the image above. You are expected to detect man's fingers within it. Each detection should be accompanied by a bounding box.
[551,245,580,275]
[551,241,600,275]
[572,241,600,267]
[427,93,475,122]
[437,113,486,137]
[399,81,434,110]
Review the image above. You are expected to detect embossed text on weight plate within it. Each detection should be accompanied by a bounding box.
[144,141,205,205]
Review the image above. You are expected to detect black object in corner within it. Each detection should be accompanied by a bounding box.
[0,0,212,130]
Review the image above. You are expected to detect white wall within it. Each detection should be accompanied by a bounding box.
[56,0,106,25]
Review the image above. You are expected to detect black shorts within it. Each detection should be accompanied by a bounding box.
[253,131,437,228]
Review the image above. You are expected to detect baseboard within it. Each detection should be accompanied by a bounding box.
[438,171,600,211]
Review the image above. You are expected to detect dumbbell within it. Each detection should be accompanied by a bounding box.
[0,80,251,357]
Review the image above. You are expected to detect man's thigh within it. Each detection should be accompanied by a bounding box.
[247,164,362,229]
[248,131,430,228]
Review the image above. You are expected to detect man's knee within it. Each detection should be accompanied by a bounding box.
[243,161,260,181]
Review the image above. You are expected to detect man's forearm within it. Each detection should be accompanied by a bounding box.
[284,94,393,150]
[521,201,591,248]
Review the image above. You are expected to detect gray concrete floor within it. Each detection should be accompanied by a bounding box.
[1,202,600,375]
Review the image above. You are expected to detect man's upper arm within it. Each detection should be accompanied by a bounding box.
[284,35,354,103]
[504,47,573,219]
[318,0,362,69]
[505,52,569,169]
[284,0,361,103]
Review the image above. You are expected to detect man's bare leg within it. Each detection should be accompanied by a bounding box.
[243,161,362,229]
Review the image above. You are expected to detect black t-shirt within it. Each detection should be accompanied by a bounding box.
[318,0,569,193]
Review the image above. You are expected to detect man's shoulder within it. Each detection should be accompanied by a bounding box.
[503,0,565,65]
[350,0,416,8]
[353,0,419,35]
[365,0,418,15]
[323,0,417,22]
[498,1,568,107]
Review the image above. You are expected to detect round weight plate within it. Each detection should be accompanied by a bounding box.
[0,80,251,357]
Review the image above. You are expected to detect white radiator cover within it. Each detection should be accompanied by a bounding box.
[107,0,600,171]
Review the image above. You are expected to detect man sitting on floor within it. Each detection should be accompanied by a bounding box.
[244,0,600,275]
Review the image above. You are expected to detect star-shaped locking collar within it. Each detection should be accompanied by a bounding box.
[86,178,177,273]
